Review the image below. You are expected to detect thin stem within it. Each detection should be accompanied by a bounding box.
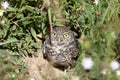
[48,8,53,32]
[48,7,53,45]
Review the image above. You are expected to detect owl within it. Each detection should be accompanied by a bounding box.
[43,26,79,69]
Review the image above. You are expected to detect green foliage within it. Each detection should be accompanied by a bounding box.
[0,0,120,80]
[63,0,120,80]
[0,0,46,55]
[0,0,47,79]
[0,49,26,79]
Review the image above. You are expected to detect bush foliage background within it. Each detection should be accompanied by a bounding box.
[0,0,120,80]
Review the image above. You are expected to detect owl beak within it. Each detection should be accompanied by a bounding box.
[58,38,62,42]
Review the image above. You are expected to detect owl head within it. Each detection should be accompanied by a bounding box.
[50,26,75,45]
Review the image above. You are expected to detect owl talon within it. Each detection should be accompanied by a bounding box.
[64,69,67,76]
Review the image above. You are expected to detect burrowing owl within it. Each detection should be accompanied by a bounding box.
[43,26,79,69]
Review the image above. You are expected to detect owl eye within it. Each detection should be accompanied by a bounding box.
[64,34,69,38]
[52,33,57,37]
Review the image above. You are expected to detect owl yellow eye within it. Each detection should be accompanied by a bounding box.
[52,33,57,37]
[64,34,69,38]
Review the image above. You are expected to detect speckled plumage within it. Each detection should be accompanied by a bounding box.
[43,26,79,68]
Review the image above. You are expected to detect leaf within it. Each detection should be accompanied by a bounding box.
[30,27,37,40]
[12,25,17,30]
[22,21,32,26]
[0,39,18,46]
[37,33,42,38]
[16,13,24,19]
[7,7,17,12]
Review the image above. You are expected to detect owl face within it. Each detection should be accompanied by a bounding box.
[50,27,75,45]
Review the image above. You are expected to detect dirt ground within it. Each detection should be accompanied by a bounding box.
[24,53,64,80]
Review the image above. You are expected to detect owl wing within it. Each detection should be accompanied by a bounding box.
[70,40,79,59]
[43,37,52,57]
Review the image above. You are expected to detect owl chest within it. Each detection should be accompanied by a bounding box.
[51,44,67,55]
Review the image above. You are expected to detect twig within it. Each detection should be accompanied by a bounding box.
[48,4,53,45]
[48,8,53,32]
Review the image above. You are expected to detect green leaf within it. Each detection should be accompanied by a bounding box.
[12,25,17,30]
[7,7,17,12]
[0,39,18,46]
[30,27,37,40]
[22,21,32,26]
[16,13,24,19]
